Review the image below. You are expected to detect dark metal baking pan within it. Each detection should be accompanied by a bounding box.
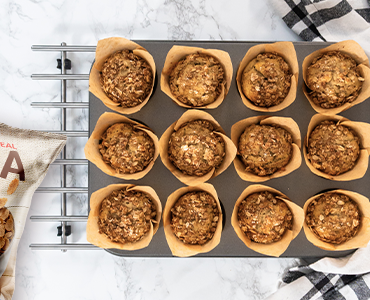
[88,41,369,257]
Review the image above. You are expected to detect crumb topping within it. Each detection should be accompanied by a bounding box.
[307,120,360,176]
[100,50,153,108]
[238,124,293,176]
[306,193,361,244]
[237,191,293,244]
[169,53,225,107]
[241,52,292,107]
[99,123,155,174]
[98,189,157,244]
[306,51,363,108]
[170,191,220,245]
[168,120,225,177]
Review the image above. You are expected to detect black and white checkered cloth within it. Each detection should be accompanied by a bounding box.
[266,265,370,299]
[270,0,370,56]
[265,242,370,299]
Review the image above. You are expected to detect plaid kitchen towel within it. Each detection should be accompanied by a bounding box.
[270,0,370,56]
[265,244,370,299]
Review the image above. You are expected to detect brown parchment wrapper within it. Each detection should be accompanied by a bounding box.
[87,184,162,250]
[163,183,222,257]
[302,40,370,115]
[89,37,156,115]
[231,184,304,257]
[304,114,370,181]
[160,45,233,109]
[84,112,159,180]
[159,110,237,186]
[231,115,302,182]
[303,189,370,251]
[236,41,299,112]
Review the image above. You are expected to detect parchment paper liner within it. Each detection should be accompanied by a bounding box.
[303,189,370,251]
[160,45,233,109]
[304,114,370,181]
[87,184,162,250]
[231,184,304,257]
[159,110,237,186]
[89,37,156,115]
[84,112,159,180]
[302,40,370,115]
[231,115,302,182]
[236,41,299,112]
[163,183,222,257]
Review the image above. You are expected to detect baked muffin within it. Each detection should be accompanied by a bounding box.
[241,52,292,107]
[237,191,293,244]
[98,189,157,244]
[306,51,363,109]
[307,120,360,176]
[170,191,220,245]
[99,123,155,174]
[168,120,225,177]
[306,192,361,244]
[100,50,153,108]
[238,124,293,176]
[169,53,226,107]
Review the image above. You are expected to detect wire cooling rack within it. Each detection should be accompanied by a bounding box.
[30,43,98,251]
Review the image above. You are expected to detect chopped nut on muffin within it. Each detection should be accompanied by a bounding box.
[100,50,153,108]
[168,120,225,177]
[169,53,226,107]
[237,191,293,244]
[241,52,292,107]
[306,51,363,109]
[238,124,293,176]
[307,121,360,176]
[306,193,361,244]
[98,189,157,244]
[170,191,220,245]
[99,123,155,174]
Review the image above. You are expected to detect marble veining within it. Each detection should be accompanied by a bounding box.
[0,0,309,299]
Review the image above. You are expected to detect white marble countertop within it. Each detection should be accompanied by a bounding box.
[0,0,307,299]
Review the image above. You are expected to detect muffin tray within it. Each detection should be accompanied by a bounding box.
[88,41,369,258]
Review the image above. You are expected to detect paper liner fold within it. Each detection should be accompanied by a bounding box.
[160,45,233,109]
[231,115,302,182]
[303,189,370,251]
[304,114,370,181]
[163,183,222,257]
[302,40,370,115]
[87,184,162,250]
[159,110,237,186]
[84,112,159,180]
[89,37,156,114]
[236,41,299,112]
[231,184,304,257]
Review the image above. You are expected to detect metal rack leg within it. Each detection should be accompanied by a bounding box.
[60,42,68,252]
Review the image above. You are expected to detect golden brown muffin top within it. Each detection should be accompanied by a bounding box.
[169,53,225,107]
[237,191,293,244]
[307,120,360,176]
[306,51,363,109]
[306,193,361,244]
[100,50,153,108]
[241,52,292,107]
[238,124,293,176]
[170,191,220,245]
[99,123,155,174]
[98,189,157,244]
[168,120,225,177]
